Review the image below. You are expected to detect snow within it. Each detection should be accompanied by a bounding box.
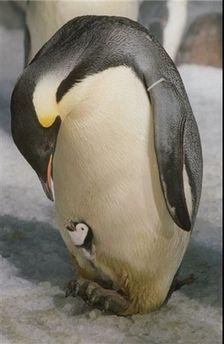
[0,3,222,344]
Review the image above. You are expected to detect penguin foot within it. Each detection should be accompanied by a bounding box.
[65,277,89,298]
[65,277,129,314]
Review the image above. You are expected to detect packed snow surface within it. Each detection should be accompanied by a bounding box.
[0,3,222,344]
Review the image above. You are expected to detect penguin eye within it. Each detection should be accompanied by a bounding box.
[81,227,84,231]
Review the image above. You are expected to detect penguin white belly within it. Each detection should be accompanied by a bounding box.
[53,66,190,307]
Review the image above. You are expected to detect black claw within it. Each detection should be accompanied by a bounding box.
[104,299,110,311]
[65,279,79,298]
[89,295,97,304]
[72,283,79,297]
[89,289,101,305]
[97,295,107,311]
[65,287,72,298]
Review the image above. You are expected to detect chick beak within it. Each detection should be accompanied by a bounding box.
[40,155,54,201]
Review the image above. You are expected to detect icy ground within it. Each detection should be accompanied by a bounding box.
[0,3,222,344]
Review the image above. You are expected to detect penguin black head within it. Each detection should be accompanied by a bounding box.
[11,67,62,201]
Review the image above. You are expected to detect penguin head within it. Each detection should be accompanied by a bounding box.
[66,221,91,247]
[11,67,63,201]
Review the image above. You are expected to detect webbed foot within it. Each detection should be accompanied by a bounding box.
[66,277,129,314]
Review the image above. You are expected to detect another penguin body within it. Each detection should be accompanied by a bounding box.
[11,16,203,315]
[24,1,139,62]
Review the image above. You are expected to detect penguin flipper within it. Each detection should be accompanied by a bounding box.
[145,76,202,231]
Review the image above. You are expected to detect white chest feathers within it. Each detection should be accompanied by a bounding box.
[53,66,190,277]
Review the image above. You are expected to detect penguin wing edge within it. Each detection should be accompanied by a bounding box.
[145,77,202,231]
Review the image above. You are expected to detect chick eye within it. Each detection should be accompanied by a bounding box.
[81,228,84,231]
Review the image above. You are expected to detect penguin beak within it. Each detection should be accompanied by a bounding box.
[39,154,54,201]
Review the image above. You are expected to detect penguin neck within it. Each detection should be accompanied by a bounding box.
[33,66,134,127]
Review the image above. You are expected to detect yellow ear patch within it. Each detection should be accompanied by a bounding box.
[38,112,57,128]
[32,73,61,128]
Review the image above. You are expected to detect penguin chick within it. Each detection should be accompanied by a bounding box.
[66,221,94,260]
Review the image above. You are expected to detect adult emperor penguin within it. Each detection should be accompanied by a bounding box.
[11,16,203,315]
